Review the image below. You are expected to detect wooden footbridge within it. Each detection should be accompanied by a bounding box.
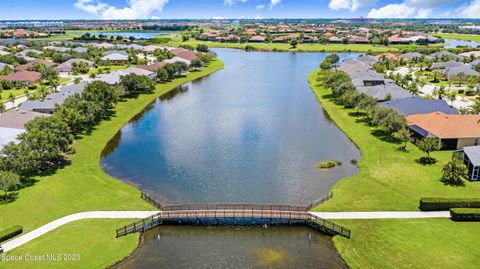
[115,192,351,238]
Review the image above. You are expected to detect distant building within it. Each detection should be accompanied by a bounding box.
[3,70,42,85]
[56,59,94,73]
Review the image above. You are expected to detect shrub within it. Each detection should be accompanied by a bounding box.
[450,208,480,221]
[420,198,480,211]
[0,225,22,243]
[317,160,342,169]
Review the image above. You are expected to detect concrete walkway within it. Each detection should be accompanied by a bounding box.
[310,211,450,220]
[1,210,451,253]
[1,211,158,253]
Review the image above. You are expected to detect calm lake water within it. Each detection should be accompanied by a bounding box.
[116,226,347,269]
[86,31,170,39]
[101,49,360,205]
[444,39,480,48]
[103,49,359,269]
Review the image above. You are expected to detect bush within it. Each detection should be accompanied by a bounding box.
[317,160,342,169]
[450,208,480,221]
[420,198,480,211]
[0,225,22,243]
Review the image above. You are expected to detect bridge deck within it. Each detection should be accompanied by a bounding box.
[116,209,351,239]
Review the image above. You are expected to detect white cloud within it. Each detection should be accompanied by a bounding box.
[329,0,373,11]
[415,8,433,18]
[456,0,480,18]
[367,0,455,18]
[224,0,247,6]
[329,0,350,10]
[74,0,169,19]
[270,0,282,9]
[367,3,416,18]
[256,4,265,10]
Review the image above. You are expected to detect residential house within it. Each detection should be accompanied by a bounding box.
[407,112,480,150]
[431,60,464,70]
[453,146,480,181]
[0,127,24,150]
[445,65,479,81]
[101,53,129,65]
[72,47,88,53]
[56,59,94,73]
[3,70,41,85]
[0,109,50,129]
[137,61,166,73]
[20,82,88,114]
[94,42,115,49]
[120,67,155,80]
[459,51,480,58]
[164,56,191,66]
[429,51,459,61]
[379,96,458,115]
[171,48,197,62]
[400,52,430,62]
[0,50,10,56]
[43,46,69,52]
[0,62,13,72]
[14,59,57,72]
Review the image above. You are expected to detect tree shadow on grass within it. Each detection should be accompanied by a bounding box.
[440,178,466,187]
[0,192,19,205]
[371,129,402,144]
[348,111,367,118]
[414,157,438,166]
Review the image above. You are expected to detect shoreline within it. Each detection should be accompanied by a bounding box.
[0,60,225,269]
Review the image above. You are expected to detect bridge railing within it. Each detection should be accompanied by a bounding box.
[308,192,333,210]
[162,204,309,212]
[141,192,163,209]
[307,214,351,238]
[116,214,161,237]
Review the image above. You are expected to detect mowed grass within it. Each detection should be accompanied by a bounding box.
[308,70,480,212]
[2,219,140,269]
[0,60,224,268]
[308,70,480,269]
[162,39,408,53]
[436,33,480,43]
[332,218,480,269]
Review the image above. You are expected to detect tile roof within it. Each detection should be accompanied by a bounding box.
[137,61,166,72]
[379,96,458,115]
[3,70,41,82]
[407,112,480,139]
[0,109,50,129]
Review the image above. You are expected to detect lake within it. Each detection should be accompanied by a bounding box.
[103,49,360,268]
[116,226,347,269]
[444,39,480,48]
[101,49,361,205]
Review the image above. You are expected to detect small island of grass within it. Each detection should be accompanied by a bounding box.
[317,160,342,169]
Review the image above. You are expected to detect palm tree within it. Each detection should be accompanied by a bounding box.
[8,92,15,106]
[457,72,466,87]
[434,85,447,100]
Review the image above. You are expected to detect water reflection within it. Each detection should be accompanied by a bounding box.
[116,226,347,269]
[101,49,361,205]
[444,39,480,48]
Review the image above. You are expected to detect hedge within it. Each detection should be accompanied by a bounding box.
[419,198,480,211]
[0,225,23,243]
[451,208,480,222]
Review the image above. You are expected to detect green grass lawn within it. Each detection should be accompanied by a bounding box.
[3,219,140,269]
[159,38,420,53]
[0,88,32,102]
[0,60,224,269]
[308,69,480,268]
[436,33,480,43]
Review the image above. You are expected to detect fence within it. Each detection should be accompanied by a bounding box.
[306,214,351,238]
[308,192,333,209]
[162,203,309,212]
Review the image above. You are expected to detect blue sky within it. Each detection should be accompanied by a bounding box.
[0,0,479,20]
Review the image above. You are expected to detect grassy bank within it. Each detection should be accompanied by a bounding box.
[436,33,480,43]
[0,60,224,269]
[308,69,480,269]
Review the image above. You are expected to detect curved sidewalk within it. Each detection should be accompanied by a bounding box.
[1,211,159,253]
[1,210,450,253]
